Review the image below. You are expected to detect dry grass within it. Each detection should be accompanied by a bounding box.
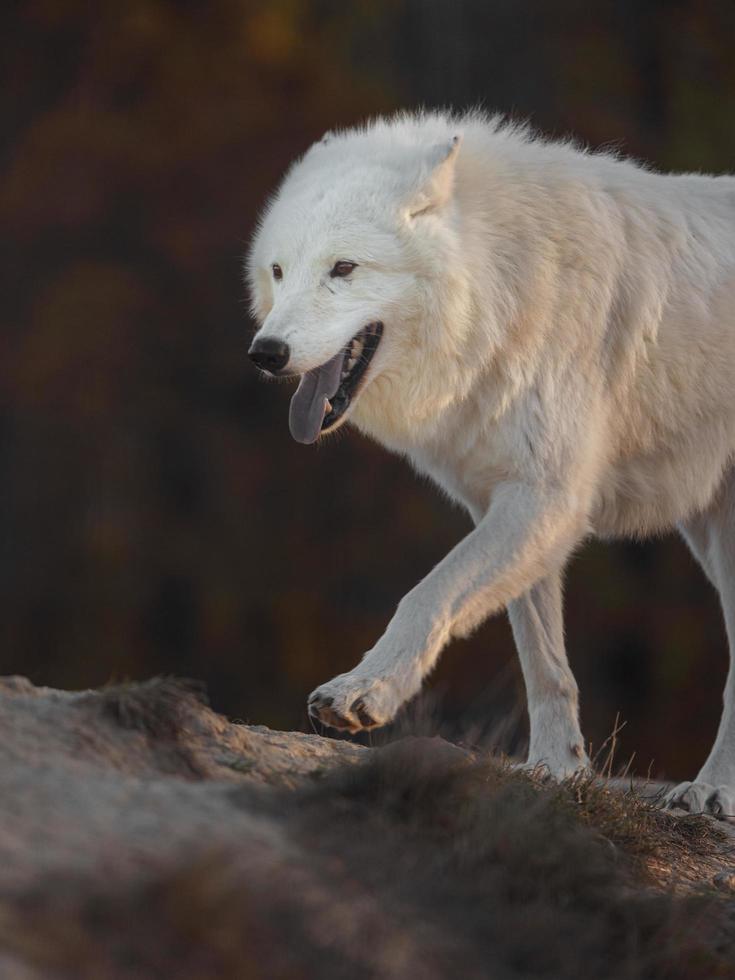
[566,771,733,891]
[293,738,735,979]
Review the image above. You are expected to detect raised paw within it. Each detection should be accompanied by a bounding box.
[307,673,404,734]
[665,780,735,820]
[307,693,379,733]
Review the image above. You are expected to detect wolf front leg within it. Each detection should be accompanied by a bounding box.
[508,570,589,777]
[308,481,589,735]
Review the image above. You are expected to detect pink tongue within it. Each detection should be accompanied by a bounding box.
[288,351,344,444]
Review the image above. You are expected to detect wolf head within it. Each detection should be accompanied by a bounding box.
[246,115,485,446]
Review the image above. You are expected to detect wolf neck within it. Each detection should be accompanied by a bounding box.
[350,306,526,456]
[351,273,491,449]
[351,172,536,452]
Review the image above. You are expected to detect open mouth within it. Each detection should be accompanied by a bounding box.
[322,322,383,431]
[288,322,383,444]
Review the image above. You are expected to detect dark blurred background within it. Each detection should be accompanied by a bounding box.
[2,0,734,779]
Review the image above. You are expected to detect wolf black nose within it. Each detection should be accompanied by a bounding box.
[249,337,290,373]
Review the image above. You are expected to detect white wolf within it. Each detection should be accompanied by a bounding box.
[246,110,735,817]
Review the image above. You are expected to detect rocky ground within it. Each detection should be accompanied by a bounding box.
[0,675,734,979]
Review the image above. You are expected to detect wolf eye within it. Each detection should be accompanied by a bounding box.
[272,263,283,280]
[330,261,357,278]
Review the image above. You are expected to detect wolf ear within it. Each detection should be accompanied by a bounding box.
[408,135,462,218]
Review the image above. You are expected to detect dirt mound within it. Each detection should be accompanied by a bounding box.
[0,676,733,979]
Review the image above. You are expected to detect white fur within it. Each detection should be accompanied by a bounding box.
[247,110,735,814]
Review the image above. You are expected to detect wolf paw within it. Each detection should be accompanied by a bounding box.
[665,780,735,820]
[307,673,404,734]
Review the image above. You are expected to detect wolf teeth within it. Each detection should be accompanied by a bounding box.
[341,352,357,382]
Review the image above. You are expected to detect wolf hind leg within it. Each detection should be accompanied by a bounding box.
[667,466,735,818]
[508,567,589,778]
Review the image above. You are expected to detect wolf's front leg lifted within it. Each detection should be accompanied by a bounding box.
[308,482,588,733]
[307,626,426,733]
